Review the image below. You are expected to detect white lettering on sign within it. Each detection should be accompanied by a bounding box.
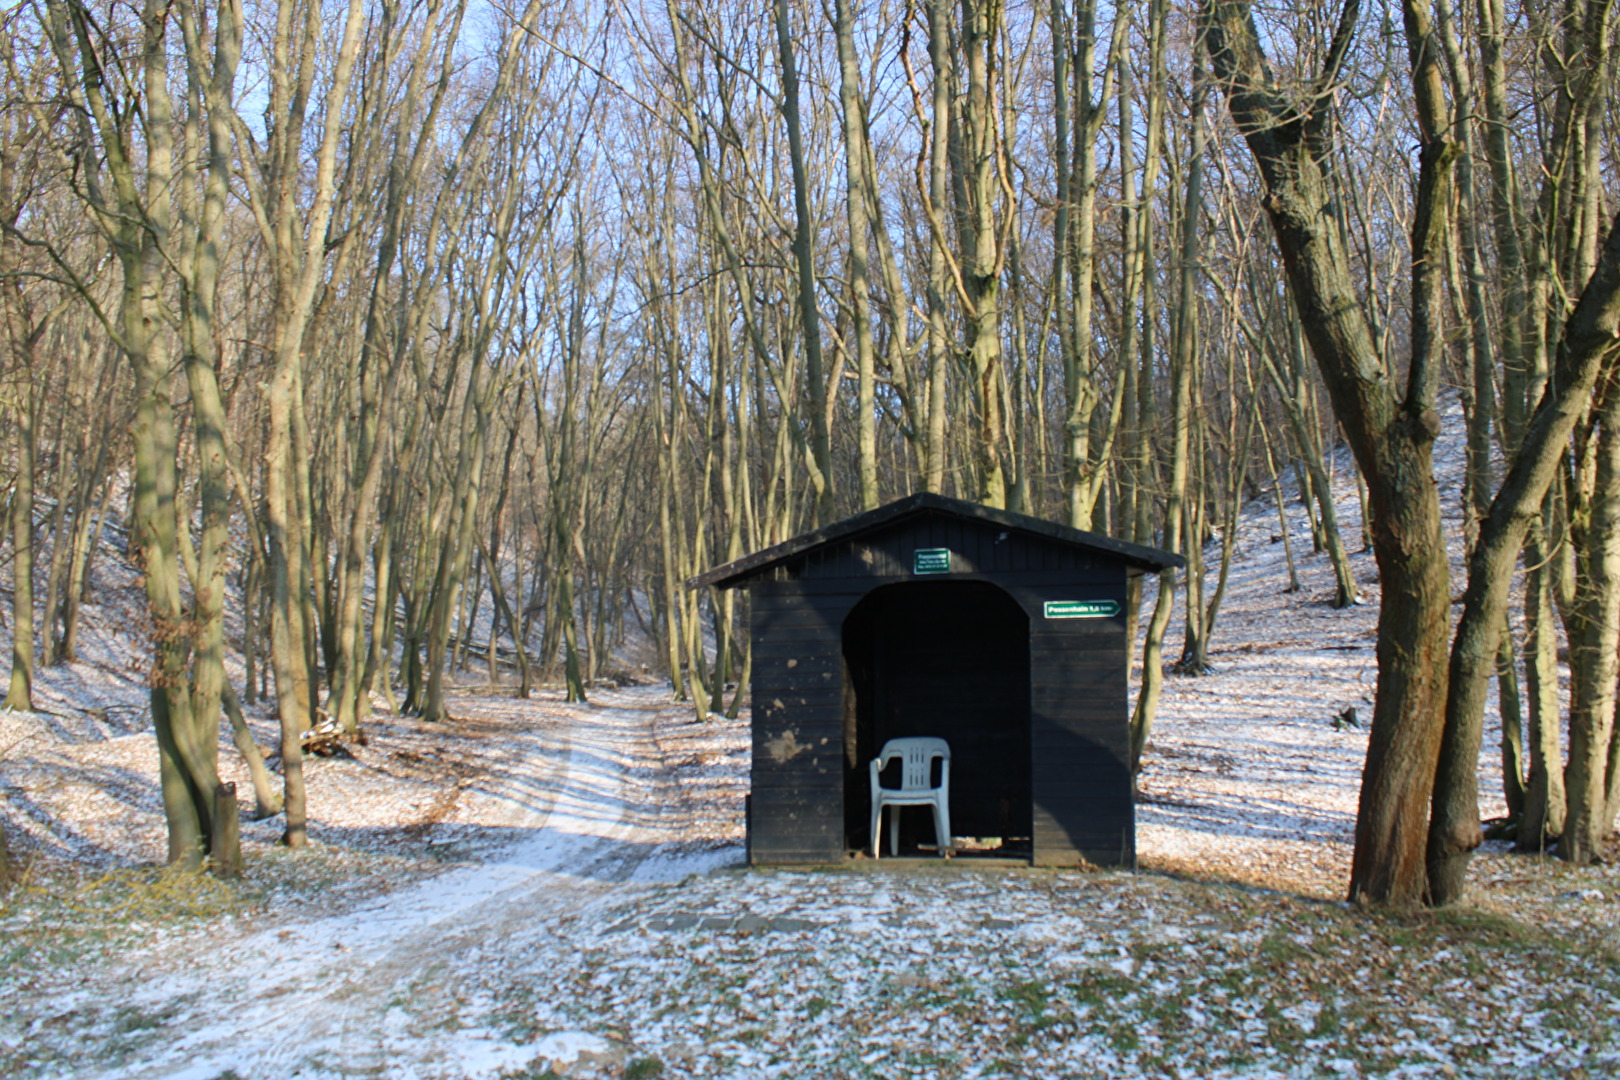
[1044,599,1121,619]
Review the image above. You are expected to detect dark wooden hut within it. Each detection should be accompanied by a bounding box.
[689,492,1184,869]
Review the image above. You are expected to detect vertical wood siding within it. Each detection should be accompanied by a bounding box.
[743,510,1137,868]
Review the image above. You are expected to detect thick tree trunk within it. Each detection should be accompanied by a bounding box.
[0,82,40,710]
[48,0,238,869]
[1203,0,1455,906]
[265,353,311,847]
[177,0,244,874]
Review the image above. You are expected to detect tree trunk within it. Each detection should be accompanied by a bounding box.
[922,0,952,494]
[1203,0,1456,906]
[960,0,1006,508]
[1561,394,1620,865]
[60,471,115,663]
[771,0,834,523]
[1517,536,1568,852]
[1491,624,1527,823]
[1427,208,1620,898]
[38,418,73,671]
[1268,317,1358,607]
[1132,32,1199,766]
[2,385,33,711]
[1260,421,1302,593]
[223,682,282,819]
[833,0,879,511]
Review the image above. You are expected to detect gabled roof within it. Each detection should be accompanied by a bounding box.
[688,491,1185,590]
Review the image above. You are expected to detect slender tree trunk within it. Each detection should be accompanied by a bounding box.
[1263,330,1358,607]
[1427,209,1620,897]
[60,471,114,663]
[2,383,33,711]
[1260,421,1302,593]
[1496,625,1526,820]
[38,419,73,671]
[834,0,879,510]
[960,0,1007,509]
[771,0,834,522]
[1183,364,1262,672]
[1132,40,1200,766]
[223,682,281,819]
[923,0,952,494]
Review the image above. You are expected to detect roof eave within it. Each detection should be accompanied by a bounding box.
[686,492,1185,590]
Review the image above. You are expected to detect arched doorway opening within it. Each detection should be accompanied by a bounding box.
[841,581,1031,857]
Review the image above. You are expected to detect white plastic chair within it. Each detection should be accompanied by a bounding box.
[869,737,951,858]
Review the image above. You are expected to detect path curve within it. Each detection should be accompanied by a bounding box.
[95,693,715,1080]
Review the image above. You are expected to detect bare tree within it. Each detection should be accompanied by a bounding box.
[1201,0,1457,906]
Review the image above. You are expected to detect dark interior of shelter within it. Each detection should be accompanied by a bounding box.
[840,580,1032,858]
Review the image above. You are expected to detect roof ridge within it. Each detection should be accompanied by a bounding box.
[688,492,1184,590]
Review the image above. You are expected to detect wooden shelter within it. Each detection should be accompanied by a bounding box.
[690,493,1184,869]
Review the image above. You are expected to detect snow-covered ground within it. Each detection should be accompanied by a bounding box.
[5,680,1618,1080]
[3,416,1620,1078]
[6,680,1618,1080]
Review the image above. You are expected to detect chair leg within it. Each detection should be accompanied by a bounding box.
[889,806,900,857]
[871,801,882,860]
[933,803,950,856]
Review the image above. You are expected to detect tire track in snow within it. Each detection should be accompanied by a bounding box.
[92,693,703,1080]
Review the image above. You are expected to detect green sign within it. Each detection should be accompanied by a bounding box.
[1044,599,1120,620]
[914,548,952,574]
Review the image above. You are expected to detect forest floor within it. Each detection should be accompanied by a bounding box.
[4,427,1620,1078]
[2,678,1618,1080]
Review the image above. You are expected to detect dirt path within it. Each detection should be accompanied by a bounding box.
[90,692,723,1080]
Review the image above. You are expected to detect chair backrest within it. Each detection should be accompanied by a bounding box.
[878,737,950,792]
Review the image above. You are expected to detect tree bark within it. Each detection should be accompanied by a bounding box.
[1261,326,1359,608]
[920,0,953,494]
[1132,34,1201,766]
[1517,534,1568,851]
[960,0,1006,508]
[2,382,33,712]
[1203,0,1455,906]
[772,0,834,523]
[1428,208,1620,898]
[833,0,879,511]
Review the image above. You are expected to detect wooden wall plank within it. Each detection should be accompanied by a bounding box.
[743,509,1150,868]
[748,588,857,867]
